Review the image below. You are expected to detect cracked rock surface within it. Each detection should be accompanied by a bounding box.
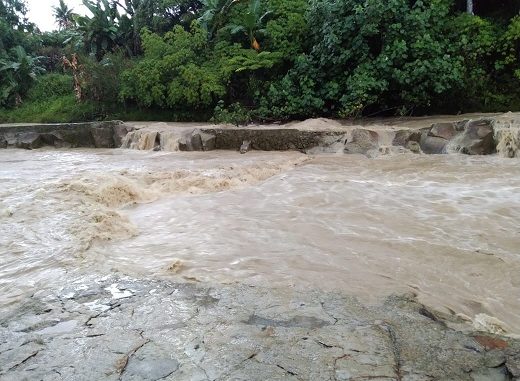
[0,276,519,381]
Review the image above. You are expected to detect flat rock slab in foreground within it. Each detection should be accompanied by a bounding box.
[1,276,518,380]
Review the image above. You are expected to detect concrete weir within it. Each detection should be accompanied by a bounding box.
[1,112,519,156]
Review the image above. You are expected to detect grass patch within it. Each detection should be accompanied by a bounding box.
[0,96,101,123]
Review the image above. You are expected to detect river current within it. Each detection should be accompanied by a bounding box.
[1,148,519,334]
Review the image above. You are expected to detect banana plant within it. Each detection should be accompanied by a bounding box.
[199,0,241,38]
[76,0,121,60]
[0,46,44,106]
[227,0,271,50]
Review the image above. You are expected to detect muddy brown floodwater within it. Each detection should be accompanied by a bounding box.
[1,148,520,336]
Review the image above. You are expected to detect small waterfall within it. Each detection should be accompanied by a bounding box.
[121,129,188,152]
[121,130,159,150]
[159,132,183,152]
[494,122,520,158]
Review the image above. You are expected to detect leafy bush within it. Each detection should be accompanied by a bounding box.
[80,52,130,105]
[265,0,468,119]
[26,73,73,101]
[120,24,227,110]
[211,100,252,125]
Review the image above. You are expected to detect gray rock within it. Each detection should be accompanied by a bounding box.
[344,129,379,154]
[200,132,216,151]
[91,124,115,148]
[406,141,422,154]
[122,343,179,381]
[4,133,17,146]
[393,130,422,147]
[113,124,135,147]
[15,132,43,150]
[190,133,203,151]
[0,135,6,148]
[454,120,495,155]
[52,128,95,148]
[178,131,214,152]
[420,134,448,154]
[0,276,519,380]
[240,140,251,154]
[429,123,458,140]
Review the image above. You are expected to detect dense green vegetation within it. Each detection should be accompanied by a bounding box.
[1,0,519,123]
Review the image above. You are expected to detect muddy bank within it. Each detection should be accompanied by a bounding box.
[1,275,519,381]
[1,112,520,157]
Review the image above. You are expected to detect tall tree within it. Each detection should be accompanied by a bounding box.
[52,0,76,30]
[467,0,474,14]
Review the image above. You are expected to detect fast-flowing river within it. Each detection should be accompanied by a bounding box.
[1,148,519,335]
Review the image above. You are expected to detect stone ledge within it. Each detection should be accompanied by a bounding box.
[0,275,518,380]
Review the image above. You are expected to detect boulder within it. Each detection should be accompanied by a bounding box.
[454,120,495,155]
[240,140,251,154]
[406,141,422,154]
[199,131,216,151]
[178,130,217,151]
[393,130,421,147]
[429,123,457,140]
[39,132,60,147]
[113,123,135,147]
[15,132,43,150]
[90,124,115,148]
[419,134,448,154]
[4,133,17,146]
[344,129,379,154]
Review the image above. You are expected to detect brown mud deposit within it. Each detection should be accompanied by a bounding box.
[1,114,520,379]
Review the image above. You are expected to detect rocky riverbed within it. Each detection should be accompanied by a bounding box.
[1,274,519,381]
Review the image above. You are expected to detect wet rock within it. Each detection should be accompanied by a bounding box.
[205,128,345,151]
[344,129,379,154]
[91,124,115,148]
[199,131,216,151]
[38,132,61,147]
[429,123,458,140]
[245,314,330,329]
[419,134,448,154]
[406,141,422,154]
[393,130,422,147]
[4,133,17,146]
[240,140,251,154]
[178,131,215,152]
[453,120,495,155]
[15,132,43,150]
[473,335,509,350]
[0,135,7,148]
[52,128,95,148]
[121,343,179,381]
[0,276,519,380]
[113,123,135,147]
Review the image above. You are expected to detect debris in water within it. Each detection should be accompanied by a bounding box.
[166,260,184,273]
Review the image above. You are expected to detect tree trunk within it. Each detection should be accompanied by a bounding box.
[467,0,474,14]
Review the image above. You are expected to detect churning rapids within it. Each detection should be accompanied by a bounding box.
[1,148,520,336]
